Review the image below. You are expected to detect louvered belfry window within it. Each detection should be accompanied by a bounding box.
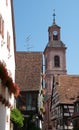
[54,55,60,67]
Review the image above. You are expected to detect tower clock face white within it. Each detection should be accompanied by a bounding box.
[53,30,58,35]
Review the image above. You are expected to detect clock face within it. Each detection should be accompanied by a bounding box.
[53,30,58,35]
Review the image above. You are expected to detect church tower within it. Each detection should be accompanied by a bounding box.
[44,12,67,77]
[43,12,67,130]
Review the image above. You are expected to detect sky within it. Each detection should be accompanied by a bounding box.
[13,0,79,75]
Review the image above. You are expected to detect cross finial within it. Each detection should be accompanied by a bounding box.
[53,9,56,25]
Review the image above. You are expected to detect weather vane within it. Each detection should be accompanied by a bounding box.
[53,9,56,25]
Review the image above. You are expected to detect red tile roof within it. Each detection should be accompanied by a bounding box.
[54,75,79,104]
[15,52,42,91]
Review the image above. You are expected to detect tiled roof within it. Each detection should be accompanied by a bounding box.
[54,75,79,104]
[15,52,42,91]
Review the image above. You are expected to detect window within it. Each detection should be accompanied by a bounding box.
[0,15,4,39]
[6,0,8,6]
[76,103,79,112]
[54,55,60,67]
[53,35,58,40]
[26,93,37,111]
[60,119,63,126]
[7,32,10,52]
[2,19,4,39]
[0,15,1,34]
[45,82,47,89]
[64,118,69,126]
[49,32,51,41]
[64,108,69,113]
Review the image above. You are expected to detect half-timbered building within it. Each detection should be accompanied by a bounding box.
[15,52,43,129]
[51,75,79,130]
[72,95,79,129]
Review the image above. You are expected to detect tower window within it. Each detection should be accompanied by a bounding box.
[54,55,60,67]
[49,32,51,41]
[53,35,58,40]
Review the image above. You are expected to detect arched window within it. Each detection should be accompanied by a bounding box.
[54,55,60,67]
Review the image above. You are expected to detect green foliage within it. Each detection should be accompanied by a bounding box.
[10,108,24,127]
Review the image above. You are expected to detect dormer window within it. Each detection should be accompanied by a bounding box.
[54,55,60,67]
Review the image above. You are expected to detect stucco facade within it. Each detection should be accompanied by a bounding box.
[0,0,16,130]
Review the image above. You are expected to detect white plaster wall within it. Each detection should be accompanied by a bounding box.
[0,0,15,130]
[0,103,6,130]
[0,0,15,80]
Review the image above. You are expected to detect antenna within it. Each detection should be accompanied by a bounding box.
[24,35,33,51]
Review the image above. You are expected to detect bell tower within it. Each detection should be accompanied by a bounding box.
[44,12,67,76]
[43,12,67,130]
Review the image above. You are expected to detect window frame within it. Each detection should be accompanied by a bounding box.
[26,92,37,111]
[54,55,60,67]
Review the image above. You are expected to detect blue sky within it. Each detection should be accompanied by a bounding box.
[13,0,79,74]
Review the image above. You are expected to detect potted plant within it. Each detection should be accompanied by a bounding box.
[0,61,20,97]
[10,108,24,128]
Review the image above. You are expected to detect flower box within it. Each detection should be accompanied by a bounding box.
[0,61,20,97]
[0,62,8,85]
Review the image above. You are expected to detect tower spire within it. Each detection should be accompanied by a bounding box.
[53,9,56,25]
